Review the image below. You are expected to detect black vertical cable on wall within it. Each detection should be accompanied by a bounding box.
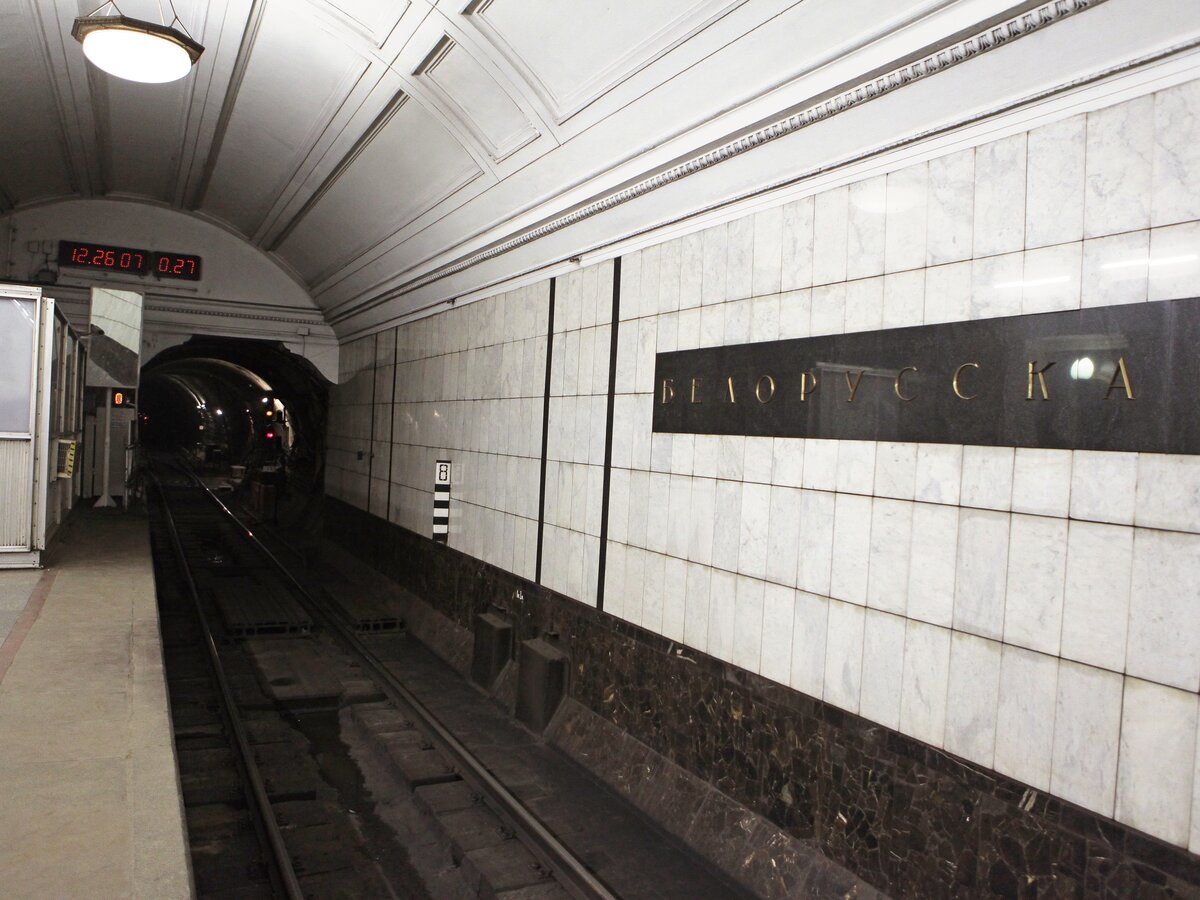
[385,325,399,522]
[365,332,378,516]
[534,278,556,584]
[595,257,622,612]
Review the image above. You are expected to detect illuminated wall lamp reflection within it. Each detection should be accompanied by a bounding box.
[72,3,203,85]
[1069,357,1095,380]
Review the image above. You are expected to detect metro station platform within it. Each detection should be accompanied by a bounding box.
[0,507,192,900]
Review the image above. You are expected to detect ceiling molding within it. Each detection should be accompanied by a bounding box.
[464,0,750,124]
[266,90,412,251]
[189,0,269,210]
[327,0,1107,326]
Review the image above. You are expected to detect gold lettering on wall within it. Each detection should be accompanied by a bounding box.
[1027,361,1054,400]
[755,375,776,404]
[690,378,703,404]
[725,376,737,404]
[894,366,917,401]
[800,371,818,402]
[661,378,675,405]
[844,370,865,402]
[953,363,980,400]
[1105,357,1136,400]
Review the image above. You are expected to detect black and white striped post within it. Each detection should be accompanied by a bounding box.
[433,459,451,542]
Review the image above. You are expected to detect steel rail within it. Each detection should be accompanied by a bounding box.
[184,469,619,900]
[150,471,306,900]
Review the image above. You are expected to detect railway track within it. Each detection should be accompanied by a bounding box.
[147,461,617,900]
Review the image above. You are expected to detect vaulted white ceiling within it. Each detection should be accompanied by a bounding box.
[1,0,1192,337]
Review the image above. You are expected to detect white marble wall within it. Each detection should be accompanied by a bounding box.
[327,79,1200,853]
[541,261,615,606]
[603,80,1200,852]
[329,282,549,581]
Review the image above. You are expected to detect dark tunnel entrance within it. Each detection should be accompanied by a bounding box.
[140,337,329,541]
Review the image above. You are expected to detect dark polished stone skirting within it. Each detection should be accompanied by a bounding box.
[325,497,1200,899]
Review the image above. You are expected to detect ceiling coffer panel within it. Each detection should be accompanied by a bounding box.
[276,95,482,287]
[465,0,746,123]
[198,2,369,235]
[318,0,409,47]
[415,35,539,162]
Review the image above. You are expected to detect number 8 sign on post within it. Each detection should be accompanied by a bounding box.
[433,460,451,542]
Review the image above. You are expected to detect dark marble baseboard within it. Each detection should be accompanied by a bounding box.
[324,497,1200,899]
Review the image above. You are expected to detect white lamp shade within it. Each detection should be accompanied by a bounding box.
[81,27,193,83]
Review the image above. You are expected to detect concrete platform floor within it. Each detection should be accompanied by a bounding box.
[0,507,192,900]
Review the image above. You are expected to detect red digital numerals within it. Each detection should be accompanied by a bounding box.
[155,253,201,280]
[59,241,149,274]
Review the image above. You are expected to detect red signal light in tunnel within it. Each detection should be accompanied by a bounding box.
[265,429,275,440]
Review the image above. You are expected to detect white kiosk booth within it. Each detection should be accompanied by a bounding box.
[0,284,85,568]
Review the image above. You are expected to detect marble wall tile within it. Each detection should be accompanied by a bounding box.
[994,645,1057,791]
[780,197,815,291]
[944,631,1002,767]
[790,590,829,698]
[1148,220,1200,301]
[752,207,784,296]
[829,493,872,605]
[898,619,951,748]
[710,480,742,573]
[823,599,865,714]
[732,575,765,672]
[666,474,692,559]
[608,467,631,544]
[1050,660,1122,817]
[727,216,755,301]
[926,148,974,265]
[1011,448,1072,518]
[738,482,772,579]
[692,435,718,479]
[777,288,812,339]
[796,489,835,596]
[1127,528,1200,692]
[914,443,962,505]
[687,476,716,565]
[749,294,780,343]
[801,438,838,491]
[1136,453,1200,534]
[885,163,928,273]
[835,440,875,495]
[1116,677,1198,847]
[622,546,646,626]
[676,306,701,349]
[772,438,805,488]
[1025,115,1086,248]
[701,225,728,305]
[718,435,745,481]
[1021,241,1082,315]
[922,260,972,325]
[645,472,670,553]
[906,503,958,628]
[683,562,711,650]
[659,238,683,314]
[760,582,796,686]
[813,187,849,286]
[1152,79,1200,226]
[960,445,1014,511]
[680,231,704,309]
[809,283,846,336]
[662,556,687,641]
[723,297,751,345]
[846,175,887,279]
[859,609,906,730]
[873,441,917,501]
[881,270,925,329]
[1193,715,1200,855]
[974,134,1027,257]
[766,485,802,587]
[670,431,694,477]
[707,568,737,662]
[954,508,1010,641]
[1081,230,1150,307]
[1084,96,1154,239]
[970,251,1024,320]
[843,276,884,334]
[1070,450,1137,525]
[866,498,911,616]
[1003,514,1068,656]
[1060,520,1132,674]
[743,436,774,484]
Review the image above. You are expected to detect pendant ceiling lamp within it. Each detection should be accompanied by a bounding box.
[72,1,203,84]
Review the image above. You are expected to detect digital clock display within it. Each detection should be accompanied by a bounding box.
[58,241,150,275]
[154,251,202,281]
[58,241,203,282]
